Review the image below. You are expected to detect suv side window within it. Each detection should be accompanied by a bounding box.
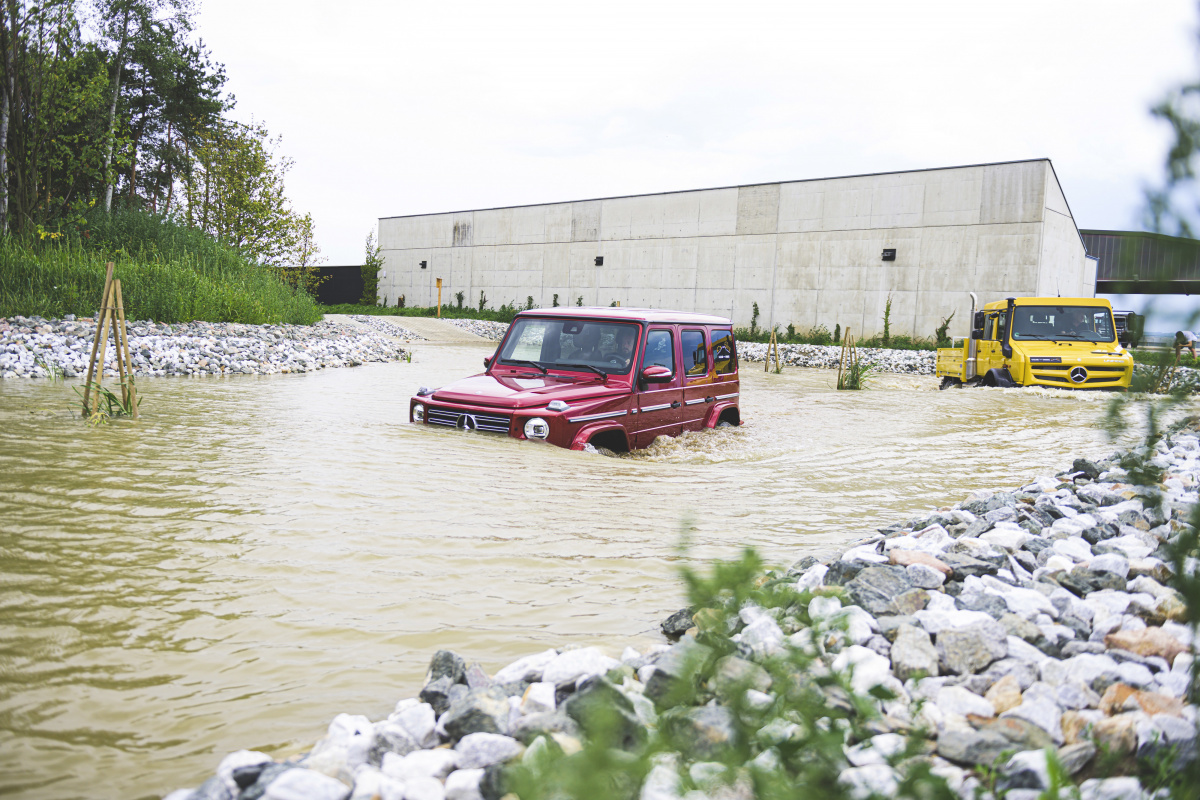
[642,329,675,372]
[681,329,707,377]
[711,328,736,374]
[985,313,999,341]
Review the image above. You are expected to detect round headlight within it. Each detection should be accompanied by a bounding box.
[524,417,549,439]
[412,403,425,422]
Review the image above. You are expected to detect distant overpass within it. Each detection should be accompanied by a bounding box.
[1083,230,1200,294]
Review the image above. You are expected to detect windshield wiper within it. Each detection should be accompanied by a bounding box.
[1052,333,1088,340]
[559,363,607,379]
[507,360,547,374]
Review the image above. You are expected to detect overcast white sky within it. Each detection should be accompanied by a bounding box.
[198,0,1198,269]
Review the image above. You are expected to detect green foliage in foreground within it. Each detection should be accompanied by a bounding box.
[0,227,322,325]
[320,303,522,324]
[504,544,953,800]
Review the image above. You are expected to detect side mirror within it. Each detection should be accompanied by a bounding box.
[971,330,983,340]
[640,365,673,383]
[973,311,986,330]
[483,356,492,368]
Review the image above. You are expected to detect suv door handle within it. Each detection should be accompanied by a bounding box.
[670,401,681,408]
[705,396,715,403]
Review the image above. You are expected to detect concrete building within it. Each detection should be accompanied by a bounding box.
[377,159,1092,338]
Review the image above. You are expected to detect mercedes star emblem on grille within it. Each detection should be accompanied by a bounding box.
[1069,367,1087,383]
[456,414,478,430]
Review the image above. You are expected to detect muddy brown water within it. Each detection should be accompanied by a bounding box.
[0,342,1149,799]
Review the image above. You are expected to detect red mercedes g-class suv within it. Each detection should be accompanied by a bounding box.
[409,307,741,452]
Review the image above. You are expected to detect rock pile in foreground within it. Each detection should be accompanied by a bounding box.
[164,434,1198,800]
[0,316,411,378]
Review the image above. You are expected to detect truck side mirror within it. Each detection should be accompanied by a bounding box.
[640,365,673,383]
[483,356,492,368]
[971,330,983,340]
[973,311,986,330]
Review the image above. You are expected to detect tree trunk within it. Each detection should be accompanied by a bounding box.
[102,6,131,214]
[0,3,17,234]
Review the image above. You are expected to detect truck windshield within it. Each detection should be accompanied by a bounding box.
[1010,305,1116,343]
[497,318,641,374]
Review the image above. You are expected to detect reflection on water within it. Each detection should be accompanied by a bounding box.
[0,345,1156,799]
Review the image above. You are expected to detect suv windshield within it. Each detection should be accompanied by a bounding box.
[497,318,641,374]
[1010,305,1116,343]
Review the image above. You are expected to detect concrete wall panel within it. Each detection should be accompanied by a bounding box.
[698,188,738,235]
[980,161,1046,225]
[474,208,513,247]
[511,207,547,244]
[451,212,474,247]
[1036,209,1090,297]
[822,185,873,231]
[571,201,601,242]
[545,204,572,243]
[871,184,925,228]
[1044,169,1071,219]
[778,183,825,233]
[663,193,702,238]
[921,177,983,227]
[736,184,781,235]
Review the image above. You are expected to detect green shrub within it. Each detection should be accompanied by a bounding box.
[935,311,955,348]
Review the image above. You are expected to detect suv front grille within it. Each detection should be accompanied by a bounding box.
[426,407,512,433]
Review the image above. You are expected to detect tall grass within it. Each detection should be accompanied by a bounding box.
[0,215,322,325]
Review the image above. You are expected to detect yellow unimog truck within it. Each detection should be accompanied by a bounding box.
[936,294,1134,390]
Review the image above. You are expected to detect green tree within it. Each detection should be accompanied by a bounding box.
[361,229,383,304]
[180,118,314,265]
[1,0,111,235]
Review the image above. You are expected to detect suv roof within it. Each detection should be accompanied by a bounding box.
[515,307,732,325]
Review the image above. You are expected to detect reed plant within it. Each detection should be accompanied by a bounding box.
[836,358,875,390]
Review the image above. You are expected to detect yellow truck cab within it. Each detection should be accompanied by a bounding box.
[936,296,1133,390]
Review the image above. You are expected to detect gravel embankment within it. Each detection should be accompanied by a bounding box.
[739,342,935,375]
[448,319,509,341]
[165,434,1199,800]
[0,316,411,378]
[347,315,425,341]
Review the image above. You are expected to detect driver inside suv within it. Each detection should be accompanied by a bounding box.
[607,326,639,368]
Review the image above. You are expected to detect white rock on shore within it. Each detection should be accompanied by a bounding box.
[165,431,1200,800]
[0,316,412,378]
[448,319,509,341]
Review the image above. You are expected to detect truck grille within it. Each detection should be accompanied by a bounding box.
[426,407,512,434]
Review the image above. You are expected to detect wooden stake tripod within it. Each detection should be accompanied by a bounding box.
[837,329,859,389]
[763,329,781,373]
[82,262,138,419]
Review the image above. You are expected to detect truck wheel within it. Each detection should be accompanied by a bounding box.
[939,377,963,390]
[981,368,1017,388]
